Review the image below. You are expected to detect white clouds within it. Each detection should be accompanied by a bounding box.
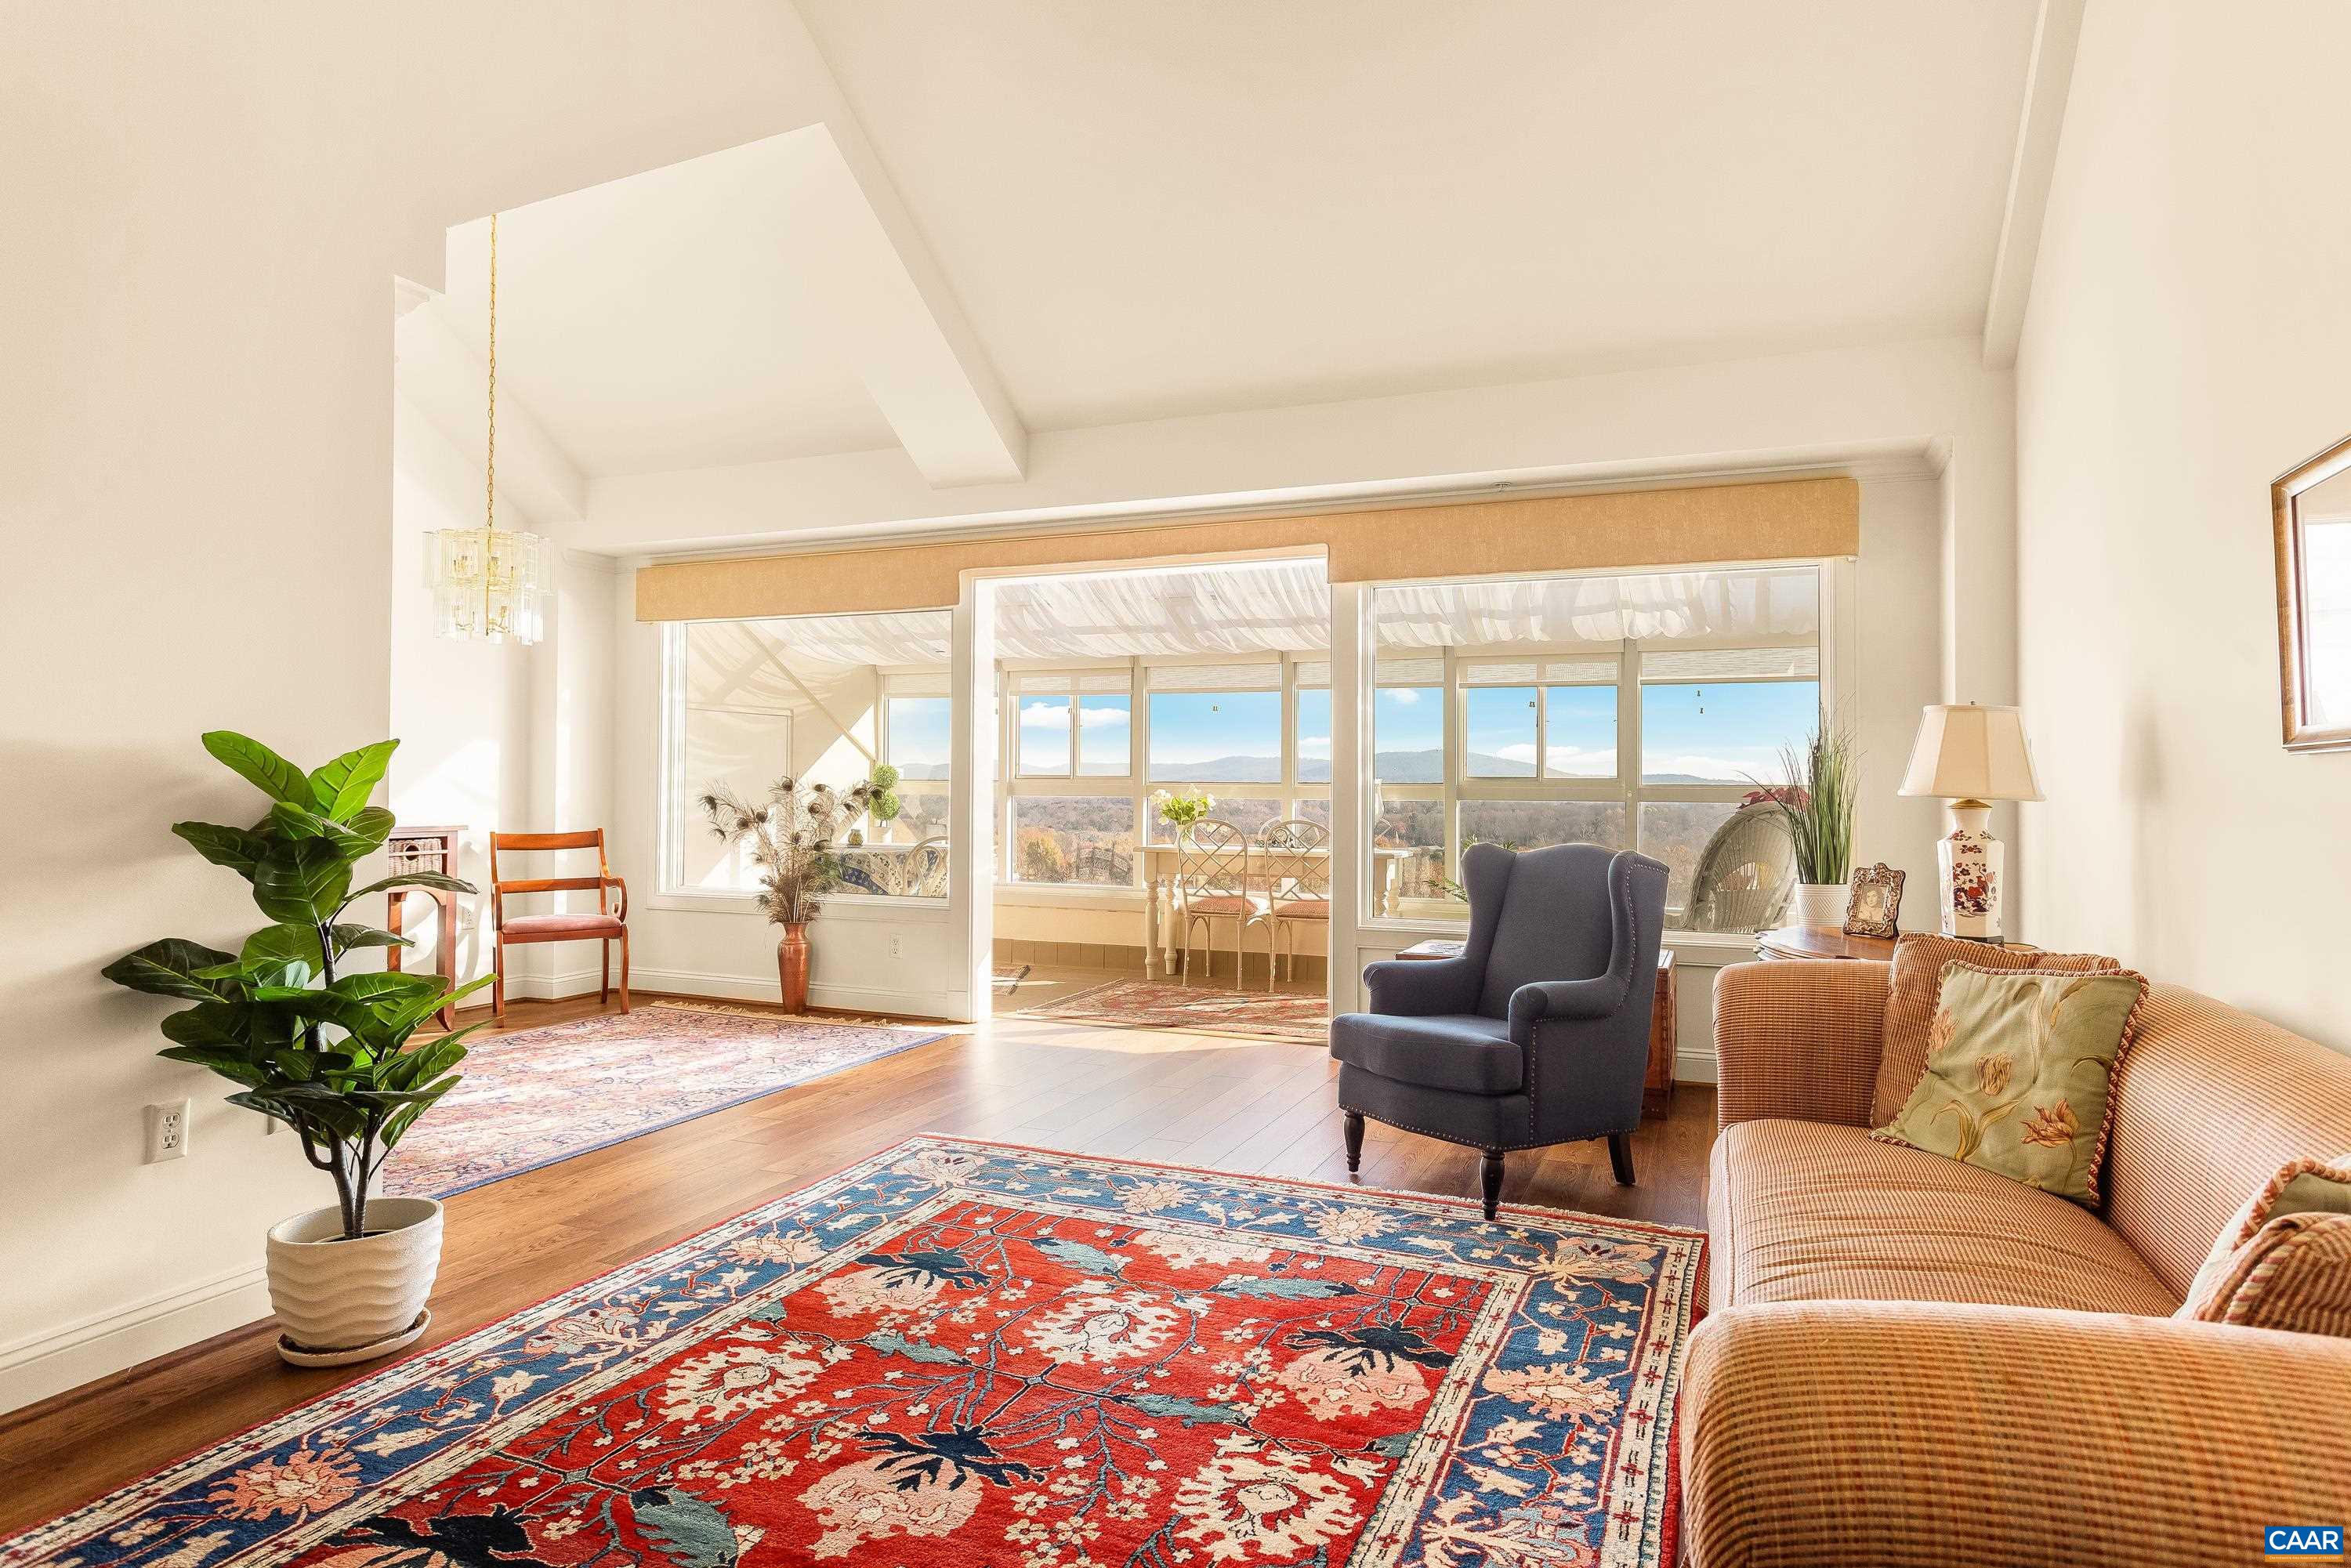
[1021,701,1130,728]
[1492,743,1538,762]
[1386,688,1422,706]
[1298,736,1331,755]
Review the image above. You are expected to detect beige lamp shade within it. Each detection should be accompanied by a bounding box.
[1898,704,2044,802]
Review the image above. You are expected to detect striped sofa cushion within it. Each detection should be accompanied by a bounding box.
[2179,1153,2351,1335]
[1871,934,2119,1127]
[1708,1118,2178,1316]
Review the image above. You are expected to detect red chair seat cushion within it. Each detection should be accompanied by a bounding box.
[502,913,625,938]
[1273,898,1331,919]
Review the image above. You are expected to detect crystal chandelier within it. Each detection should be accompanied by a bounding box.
[427,212,552,644]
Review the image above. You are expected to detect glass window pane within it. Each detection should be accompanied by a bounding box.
[1295,686,1332,784]
[1293,793,1331,830]
[676,704,790,893]
[1011,796,1136,885]
[1642,800,1794,933]
[1078,693,1132,777]
[1639,679,1819,784]
[1146,793,1281,845]
[1373,795,1450,905]
[1017,693,1073,777]
[886,697,952,780]
[1373,687,1442,783]
[1147,690,1280,782]
[1542,685,1617,777]
[1459,799,1628,856]
[874,788,950,846]
[1465,686,1537,778]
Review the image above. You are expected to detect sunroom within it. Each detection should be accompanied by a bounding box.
[643,547,1836,1045]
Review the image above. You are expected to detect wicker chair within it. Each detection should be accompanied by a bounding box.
[1173,819,1269,987]
[1255,818,1331,991]
[1683,802,1797,932]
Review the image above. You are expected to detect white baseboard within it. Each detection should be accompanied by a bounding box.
[633,965,970,1023]
[1675,1048,1720,1085]
[0,1263,271,1416]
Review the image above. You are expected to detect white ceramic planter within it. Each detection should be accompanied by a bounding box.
[265,1197,443,1362]
[1791,882,1848,929]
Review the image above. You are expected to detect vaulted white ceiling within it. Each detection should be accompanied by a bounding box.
[803,0,2042,429]
[403,1,2045,489]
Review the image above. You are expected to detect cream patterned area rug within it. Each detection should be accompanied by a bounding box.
[4,1137,1708,1568]
[379,1002,947,1197]
[1015,976,1331,1043]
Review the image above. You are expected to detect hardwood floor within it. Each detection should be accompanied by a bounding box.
[0,993,1716,1533]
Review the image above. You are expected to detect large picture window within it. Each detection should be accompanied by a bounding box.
[661,612,955,901]
[1367,567,1823,933]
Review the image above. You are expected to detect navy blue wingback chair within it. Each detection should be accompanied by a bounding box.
[1329,841,1668,1219]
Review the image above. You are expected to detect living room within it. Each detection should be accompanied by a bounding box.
[5,5,2346,1565]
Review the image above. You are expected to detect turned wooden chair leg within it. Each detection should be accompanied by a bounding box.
[600,943,610,1005]
[1343,1110,1364,1175]
[1481,1149,1504,1220]
[616,929,632,1015]
[1608,1131,1636,1186]
[491,936,507,1019]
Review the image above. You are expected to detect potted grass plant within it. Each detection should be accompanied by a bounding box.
[102,732,487,1363]
[701,774,876,1012]
[1748,722,1857,929]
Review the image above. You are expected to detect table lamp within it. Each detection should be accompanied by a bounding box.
[1897,704,2043,942]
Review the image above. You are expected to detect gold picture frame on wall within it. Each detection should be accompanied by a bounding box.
[2273,432,2351,752]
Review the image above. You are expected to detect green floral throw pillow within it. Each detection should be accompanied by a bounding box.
[1873,961,2149,1207]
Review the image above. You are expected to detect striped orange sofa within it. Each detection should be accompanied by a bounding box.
[1683,960,2351,1568]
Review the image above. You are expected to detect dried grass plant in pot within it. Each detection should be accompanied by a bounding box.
[701,773,875,1013]
[102,732,488,1362]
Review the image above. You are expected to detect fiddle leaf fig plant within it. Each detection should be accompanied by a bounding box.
[102,732,490,1240]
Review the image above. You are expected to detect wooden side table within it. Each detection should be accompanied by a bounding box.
[1394,940,1679,1119]
[1755,925,2039,962]
[1643,949,1678,1117]
[385,825,462,1029]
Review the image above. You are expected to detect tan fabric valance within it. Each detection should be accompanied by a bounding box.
[633,476,1858,622]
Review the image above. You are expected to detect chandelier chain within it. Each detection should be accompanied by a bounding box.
[484,212,497,534]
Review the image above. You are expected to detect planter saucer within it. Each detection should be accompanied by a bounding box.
[277,1309,431,1368]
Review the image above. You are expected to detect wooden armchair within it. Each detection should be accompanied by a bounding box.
[489,829,629,1017]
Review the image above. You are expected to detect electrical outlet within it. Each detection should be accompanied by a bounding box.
[145,1099,191,1163]
[888,933,904,961]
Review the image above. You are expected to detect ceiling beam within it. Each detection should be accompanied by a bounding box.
[774,2,1026,487]
[1980,0,2087,370]
[780,123,1030,487]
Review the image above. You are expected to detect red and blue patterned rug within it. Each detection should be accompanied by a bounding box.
[3,1138,1705,1568]
[381,1004,947,1198]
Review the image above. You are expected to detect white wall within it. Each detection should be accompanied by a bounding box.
[0,0,927,1414]
[388,397,538,987]
[2014,0,2351,1050]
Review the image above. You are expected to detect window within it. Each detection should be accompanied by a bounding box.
[1367,567,1821,934]
[1295,685,1333,784]
[663,614,952,901]
[1143,664,1285,845]
[670,625,792,893]
[1004,668,1138,885]
[880,682,953,849]
[1011,795,1137,885]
